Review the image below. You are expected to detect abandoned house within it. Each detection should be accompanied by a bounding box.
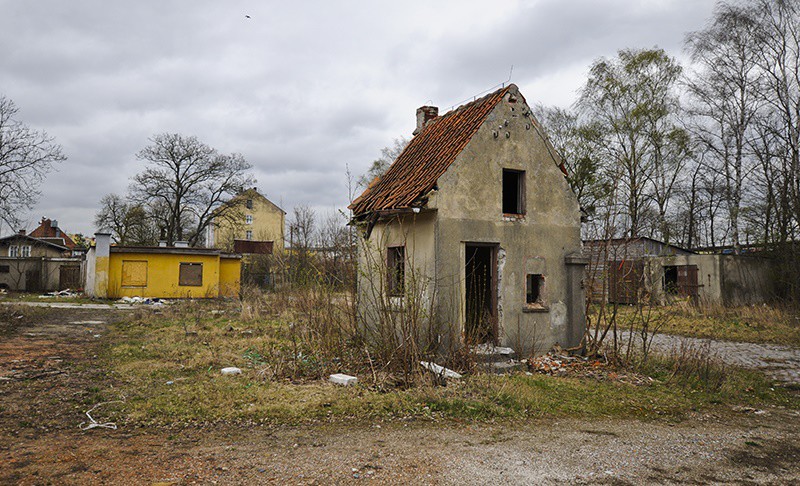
[0,231,83,292]
[349,84,587,356]
[584,237,774,306]
[28,217,81,254]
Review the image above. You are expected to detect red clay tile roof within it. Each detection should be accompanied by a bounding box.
[350,86,510,216]
[29,218,76,249]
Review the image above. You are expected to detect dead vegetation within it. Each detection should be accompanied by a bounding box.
[89,288,798,427]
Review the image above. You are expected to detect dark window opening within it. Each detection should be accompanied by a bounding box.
[0,265,9,273]
[664,266,678,295]
[179,262,203,286]
[502,169,525,215]
[387,246,405,296]
[663,265,699,300]
[246,199,253,209]
[526,274,546,309]
[465,244,497,344]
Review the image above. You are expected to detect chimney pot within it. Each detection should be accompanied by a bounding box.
[414,106,438,135]
[174,240,189,248]
[158,240,168,247]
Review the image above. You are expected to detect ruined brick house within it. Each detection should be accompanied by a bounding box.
[349,84,586,355]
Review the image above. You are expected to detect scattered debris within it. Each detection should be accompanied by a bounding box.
[420,361,462,380]
[472,344,515,356]
[526,351,654,386]
[117,296,169,305]
[329,373,358,386]
[732,405,768,415]
[220,367,242,375]
[39,289,79,298]
[79,400,124,431]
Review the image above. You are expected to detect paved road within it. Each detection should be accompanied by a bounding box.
[633,332,800,385]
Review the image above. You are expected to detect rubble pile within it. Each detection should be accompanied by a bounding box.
[526,352,654,386]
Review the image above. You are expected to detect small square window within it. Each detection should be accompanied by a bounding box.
[502,169,525,215]
[246,230,253,241]
[0,265,9,273]
[179,262,203,286]
[525,274,546,310]
[387,246,405,296]
[245,215,253,224]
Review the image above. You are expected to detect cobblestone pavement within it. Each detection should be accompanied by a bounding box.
[634,332,800,384]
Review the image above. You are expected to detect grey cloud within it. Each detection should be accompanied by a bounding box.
[0,0,715,234]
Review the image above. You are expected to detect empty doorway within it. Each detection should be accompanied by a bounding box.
[465,243,498,344]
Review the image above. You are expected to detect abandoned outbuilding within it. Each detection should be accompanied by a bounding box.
[584,237,774,306]
[0,231,83,292]
[85,233,242,299]
[350,84,586,356]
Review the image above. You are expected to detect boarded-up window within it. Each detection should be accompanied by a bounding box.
[121,260,148,287]
[179,262,203,286]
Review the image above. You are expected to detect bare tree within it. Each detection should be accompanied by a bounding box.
[94,193,159,245]
[685,2,763,253]
[533,105,609,217]
[130,133,254,246]
[578,48,686,239]
[0,96,65,230]
[357,137,409,189]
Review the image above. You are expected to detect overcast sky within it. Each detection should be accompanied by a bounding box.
[0,0,716,236]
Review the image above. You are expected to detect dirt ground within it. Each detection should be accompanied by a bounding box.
[1,305,799,485]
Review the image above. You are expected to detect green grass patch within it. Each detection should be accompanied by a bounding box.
[96,301,799,426]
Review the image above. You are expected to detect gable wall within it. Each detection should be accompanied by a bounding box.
[426,88,584,353]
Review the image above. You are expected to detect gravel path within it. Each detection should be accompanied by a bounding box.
[632,332,800,385]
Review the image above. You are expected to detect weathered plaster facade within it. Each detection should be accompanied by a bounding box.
[644,254,774,306]
[207,188,285,252]
[352,85,586,355]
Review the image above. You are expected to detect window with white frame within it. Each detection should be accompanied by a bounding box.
[245,215,253,224]
[21,246,30,257]
[246,230,253,240]
[8,245,18,257]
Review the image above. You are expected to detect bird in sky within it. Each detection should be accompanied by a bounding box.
[245,15,251,19]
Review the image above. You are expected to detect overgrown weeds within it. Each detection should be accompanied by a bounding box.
[96,294,798,427]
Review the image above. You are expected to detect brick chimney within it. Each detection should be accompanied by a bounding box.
[414,106,438,135]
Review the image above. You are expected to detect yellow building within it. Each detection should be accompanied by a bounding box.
[206,188,285,253]
[86,233,241,299]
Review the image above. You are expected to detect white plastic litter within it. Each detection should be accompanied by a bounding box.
[220,367,242,375]
[420,361,462,379]
[329,373,358,386]
[79,400,123,431]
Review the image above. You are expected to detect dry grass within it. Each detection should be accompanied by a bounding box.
[598,303,800,346]
[95,295,798,427]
